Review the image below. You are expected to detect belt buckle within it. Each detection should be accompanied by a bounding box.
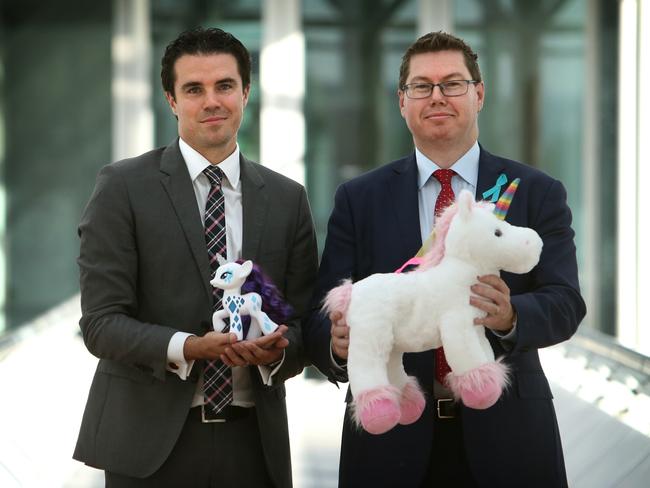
[201,404,227,423]
[436,398,455,419]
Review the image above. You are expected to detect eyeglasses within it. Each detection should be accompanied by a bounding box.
[401,80,479,99]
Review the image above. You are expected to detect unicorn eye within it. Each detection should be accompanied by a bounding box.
[220,271,232,280]
[494,229,502,237]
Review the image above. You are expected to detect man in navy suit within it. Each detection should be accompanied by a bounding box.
[303,31,585,488]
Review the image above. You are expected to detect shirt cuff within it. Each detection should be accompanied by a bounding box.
[329,339,347,371]
[166,332,196,380]
[490,319,518,346]
[258,351,285,386]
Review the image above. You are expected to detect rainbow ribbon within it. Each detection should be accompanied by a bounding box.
[493,178,520,220]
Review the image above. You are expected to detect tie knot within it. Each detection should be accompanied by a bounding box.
[203,165,224,186]
[433,168,456,186]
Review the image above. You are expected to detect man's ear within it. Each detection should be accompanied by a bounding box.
[398,89,406,117]
[165,91,177,116]
[475,81,485,112]
[242,85,251,107]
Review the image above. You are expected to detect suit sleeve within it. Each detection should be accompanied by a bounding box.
[78,165,176,381]
[303,184,356,383]
[270,185,319,384]
[509,179,586,353]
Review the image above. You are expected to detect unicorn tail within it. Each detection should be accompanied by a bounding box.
[321,279,353,317]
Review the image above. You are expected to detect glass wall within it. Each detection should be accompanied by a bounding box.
[0,0,619,340]
[0,0,112,330]
[303,0,418,246]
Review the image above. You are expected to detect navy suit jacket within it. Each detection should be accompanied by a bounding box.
[303,147,586,488]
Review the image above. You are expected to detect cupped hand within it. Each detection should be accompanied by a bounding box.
[330,311,350,360]
[470,274,515,332]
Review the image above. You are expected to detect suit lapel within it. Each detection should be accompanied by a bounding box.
[240,155,267,260]
[159,139,213,300]
[388,154,422,254]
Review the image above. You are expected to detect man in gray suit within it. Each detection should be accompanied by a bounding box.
[73,27,318,488]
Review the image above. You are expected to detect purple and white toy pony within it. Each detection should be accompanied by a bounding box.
[322,189,543,435]
[210,255,291,340]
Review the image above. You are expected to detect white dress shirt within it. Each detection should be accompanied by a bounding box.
[165,138,276,408]
[415,142,479,240]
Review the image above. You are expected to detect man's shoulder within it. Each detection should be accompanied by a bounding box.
[242,157,306,193]
[481,148,557,184]
[109,145,169,175]
[341,154,415,191]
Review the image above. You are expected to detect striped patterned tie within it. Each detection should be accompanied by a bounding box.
[433,169,456,385]
[202,165,232,418]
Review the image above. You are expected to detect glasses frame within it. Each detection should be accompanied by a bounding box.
[401,80,480,99]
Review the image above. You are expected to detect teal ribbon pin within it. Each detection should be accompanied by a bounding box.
[482,173,508,203]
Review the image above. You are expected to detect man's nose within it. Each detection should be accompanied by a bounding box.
[428,84,446,102]
[204,89,222,108]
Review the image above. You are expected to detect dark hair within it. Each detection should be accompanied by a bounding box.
[161,27,252,97]
[398,31,482,88]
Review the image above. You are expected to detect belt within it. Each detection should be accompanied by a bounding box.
[190,404,253,423]
[435,398,460,419]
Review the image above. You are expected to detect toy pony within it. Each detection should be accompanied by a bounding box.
[210,255,290,340]
[323,189,543,435]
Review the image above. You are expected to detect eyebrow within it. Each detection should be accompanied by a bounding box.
[409,73,468,83]
[180,77,239,91]
[180,81,202,91]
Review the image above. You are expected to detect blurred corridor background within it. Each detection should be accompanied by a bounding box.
[1,0,650,486]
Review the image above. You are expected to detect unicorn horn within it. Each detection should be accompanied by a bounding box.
[493,178,520,220]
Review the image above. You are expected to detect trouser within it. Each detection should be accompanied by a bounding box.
[105,406,274,488]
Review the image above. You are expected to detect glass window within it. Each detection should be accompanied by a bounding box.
[303,0,418,247]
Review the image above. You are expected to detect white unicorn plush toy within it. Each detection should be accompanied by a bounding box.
[209,255,279,340]
[323,189,543,435]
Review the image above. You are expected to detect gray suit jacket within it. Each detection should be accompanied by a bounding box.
[73,139,318,487]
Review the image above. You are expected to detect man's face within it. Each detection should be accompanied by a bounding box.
[166,53,249,159]
[399,50,484,151]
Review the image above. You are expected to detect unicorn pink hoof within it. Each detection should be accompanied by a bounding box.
[447,361,510,410]
[353,386,401,435]
[399,378,426,425]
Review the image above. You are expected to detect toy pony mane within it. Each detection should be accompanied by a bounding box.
[416,199,493,272]
[238,259,293,323]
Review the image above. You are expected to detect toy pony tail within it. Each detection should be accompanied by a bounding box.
[239,260,293,323]
[322,279,353,318]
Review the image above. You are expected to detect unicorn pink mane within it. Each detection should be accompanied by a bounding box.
[417,204,458,271]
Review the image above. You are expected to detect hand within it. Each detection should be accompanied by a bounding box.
[223,324,290,367]
[330,311,350,360]
[183,331,238,361]
[470,274,516,333]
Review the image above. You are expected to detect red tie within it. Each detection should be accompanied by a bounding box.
[432,169,456,384]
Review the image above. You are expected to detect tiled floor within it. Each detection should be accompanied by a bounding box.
[2,297,650,487]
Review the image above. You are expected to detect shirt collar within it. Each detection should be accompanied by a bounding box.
[415,141,480,189]
[179,137,241,188]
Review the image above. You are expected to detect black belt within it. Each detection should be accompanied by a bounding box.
[435,398,460,419]
[190,405,253,423]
